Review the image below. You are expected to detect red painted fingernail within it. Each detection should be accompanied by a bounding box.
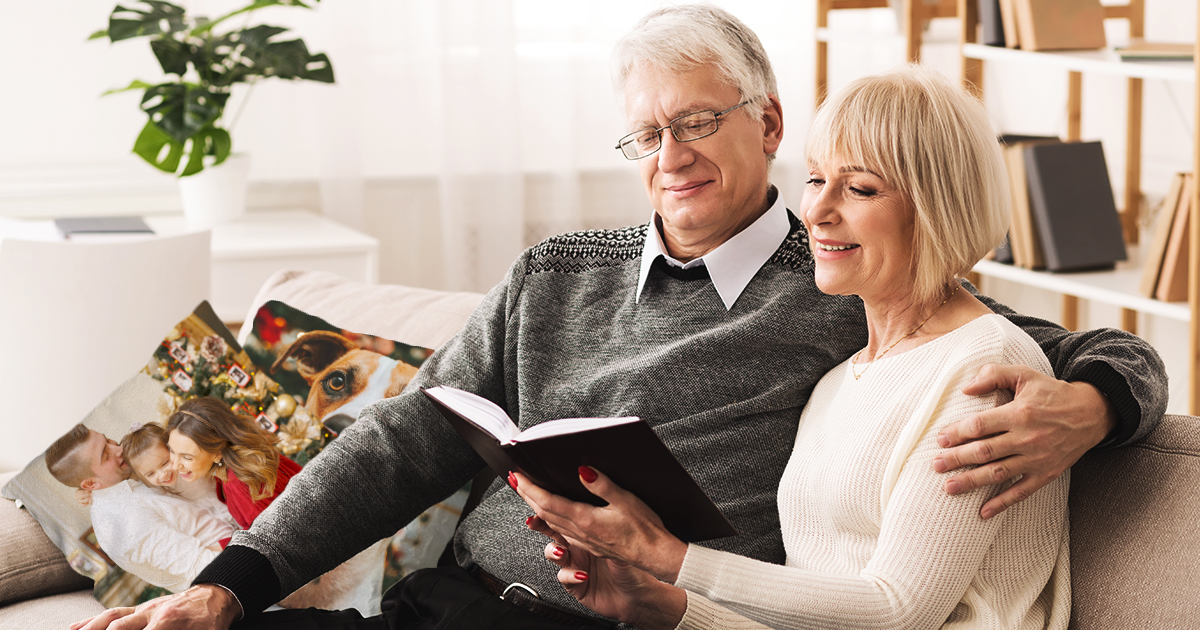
[575,571,589,581]
[553,546,565,558]
[525,516,536,527]
[507,472,518,490]
[578,466,598,483]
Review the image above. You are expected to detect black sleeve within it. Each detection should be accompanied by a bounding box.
[967,279,1168,448]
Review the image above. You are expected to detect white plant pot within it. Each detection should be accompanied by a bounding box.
[178,154,251,229]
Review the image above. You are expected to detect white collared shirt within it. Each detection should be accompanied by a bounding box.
[636,187,791,310]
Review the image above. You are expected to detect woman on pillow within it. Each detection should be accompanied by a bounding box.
[514,65,1071,629]
[164,396,300,530]
[163,396,389,615]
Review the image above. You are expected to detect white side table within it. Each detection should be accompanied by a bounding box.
[146,210,379,322]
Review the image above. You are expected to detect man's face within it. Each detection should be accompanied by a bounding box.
[79,430,131,490]
[623,62,782,257]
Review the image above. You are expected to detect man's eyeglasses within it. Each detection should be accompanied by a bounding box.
[615,100,751,160]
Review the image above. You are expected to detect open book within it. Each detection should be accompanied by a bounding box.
[422,385,736,542]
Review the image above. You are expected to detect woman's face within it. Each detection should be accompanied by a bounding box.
[130,442,178,488]
[168,430,222,482]
[800,154,915,304]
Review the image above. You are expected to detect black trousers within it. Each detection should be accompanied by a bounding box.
[231,566,616,630]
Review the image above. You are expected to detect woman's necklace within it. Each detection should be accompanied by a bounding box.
[851,284,960,381]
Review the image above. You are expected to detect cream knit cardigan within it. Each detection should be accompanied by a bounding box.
[674,314,1070,630]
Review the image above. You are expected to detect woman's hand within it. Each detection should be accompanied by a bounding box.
[533,534,687,630]
[75,487,93,507]
[511,467,688,582]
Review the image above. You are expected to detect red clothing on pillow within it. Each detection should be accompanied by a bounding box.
[215,454,301,530]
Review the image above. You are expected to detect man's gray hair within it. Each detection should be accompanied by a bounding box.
[613,4,778,121]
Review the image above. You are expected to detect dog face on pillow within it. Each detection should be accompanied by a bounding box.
[270,331,419,428]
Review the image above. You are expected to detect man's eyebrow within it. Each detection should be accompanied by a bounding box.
[629,104,714,130]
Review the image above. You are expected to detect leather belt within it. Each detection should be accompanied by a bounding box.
[473,567,617,629]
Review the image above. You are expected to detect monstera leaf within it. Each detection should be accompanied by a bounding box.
[104,1,189,42]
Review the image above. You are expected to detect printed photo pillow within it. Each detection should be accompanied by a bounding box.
[0,302,397,613]
[1,302,286,608]
[242,300,468,594]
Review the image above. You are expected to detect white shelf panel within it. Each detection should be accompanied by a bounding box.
[962,43,1195,82]
[973,258,1190,321]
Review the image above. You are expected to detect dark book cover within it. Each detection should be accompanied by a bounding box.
[422,387,737,543]
[54,216,154,237]
[992,232,1014,264]
[978,0,1006,46]
[1023,141,1127,272]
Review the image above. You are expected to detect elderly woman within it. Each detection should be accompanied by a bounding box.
[515,65,1070,630]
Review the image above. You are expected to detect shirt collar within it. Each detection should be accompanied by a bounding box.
[637,187,790,310]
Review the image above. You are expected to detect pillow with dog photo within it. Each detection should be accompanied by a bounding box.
[0,302,389,613]
[243,300,468,594]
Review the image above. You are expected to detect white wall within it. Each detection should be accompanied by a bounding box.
[1,0,1196,411]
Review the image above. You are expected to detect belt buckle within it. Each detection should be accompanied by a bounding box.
[500,581,540,601]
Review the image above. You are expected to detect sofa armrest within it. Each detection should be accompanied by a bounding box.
[0,471,92,606]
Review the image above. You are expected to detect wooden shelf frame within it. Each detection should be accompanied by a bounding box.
[958,0,1200,413]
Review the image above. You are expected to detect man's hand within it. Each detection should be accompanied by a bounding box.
[70,584,241,630]
[934,363,1116,519]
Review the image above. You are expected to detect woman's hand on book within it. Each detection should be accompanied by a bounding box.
[512,467,687,582]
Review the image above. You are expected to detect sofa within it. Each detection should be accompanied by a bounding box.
[2,269,1198,628]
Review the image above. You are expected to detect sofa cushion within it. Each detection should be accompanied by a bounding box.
[1069,413,1200,629]
[0,471,92,607]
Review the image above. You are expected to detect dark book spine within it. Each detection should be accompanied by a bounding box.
[978,0,1005,46]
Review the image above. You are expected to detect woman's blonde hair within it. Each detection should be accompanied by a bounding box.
[165,397,280,502]
[806,64,1010,305]
[120,423,176,492]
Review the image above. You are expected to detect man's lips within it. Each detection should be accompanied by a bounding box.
[664,181,711,196]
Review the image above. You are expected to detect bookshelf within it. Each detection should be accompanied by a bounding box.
[957,0,1200,412]
[816,0,959,105]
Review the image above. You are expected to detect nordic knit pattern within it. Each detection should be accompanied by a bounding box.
[674,315,1070,630]
[197,213,1164,623]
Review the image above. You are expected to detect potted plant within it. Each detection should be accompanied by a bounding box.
[92,0,335,225]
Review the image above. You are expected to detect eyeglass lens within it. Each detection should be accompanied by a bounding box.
[620,110,719,159]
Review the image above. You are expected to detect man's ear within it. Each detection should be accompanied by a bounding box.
[80,478,101,491]
[760,94,784,155]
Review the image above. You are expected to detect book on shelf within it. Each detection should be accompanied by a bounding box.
[1155,174,1194,302]
[54,216,155,242]
[977,0,1006,47]
[1023,141,1127,272]
[1013,0,1106,52]
[1117,41,1194,61]
[998,0,1020,49]
[421,385,737,542]
[1138,173,1188,298]
[999,135,1061,269]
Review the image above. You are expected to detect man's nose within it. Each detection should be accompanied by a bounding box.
[656,130,695,172]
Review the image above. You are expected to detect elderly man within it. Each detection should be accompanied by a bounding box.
[47,425,234,594]
[79,5,1165,630]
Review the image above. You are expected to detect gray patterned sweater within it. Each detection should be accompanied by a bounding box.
[198,213,1166,622]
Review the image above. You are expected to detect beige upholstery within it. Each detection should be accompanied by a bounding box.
[2,270,1196,628]
[0,471,92,608]
[1068,413,1200,629]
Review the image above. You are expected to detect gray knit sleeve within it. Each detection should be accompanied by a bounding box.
[225,253,531,601]
[971,282,1167,447]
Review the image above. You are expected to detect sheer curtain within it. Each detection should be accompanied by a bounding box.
[299,0,818,293]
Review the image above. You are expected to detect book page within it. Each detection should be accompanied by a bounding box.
[516,416,640,443]
[423,386,518,442]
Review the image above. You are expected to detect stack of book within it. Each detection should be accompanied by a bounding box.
[998,136,1128,273]
[1139,173,1194,302]
[977,0,1106,51]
